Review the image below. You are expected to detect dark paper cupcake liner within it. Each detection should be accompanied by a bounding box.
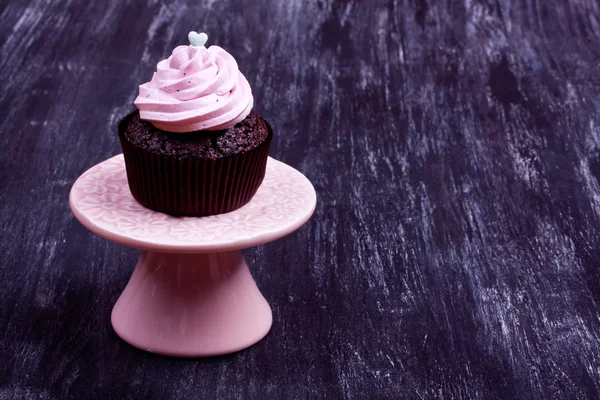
[118,114,272,217]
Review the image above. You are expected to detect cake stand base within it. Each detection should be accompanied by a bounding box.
[111,250,272,357]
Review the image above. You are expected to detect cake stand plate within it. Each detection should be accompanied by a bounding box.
[69,154,316,357]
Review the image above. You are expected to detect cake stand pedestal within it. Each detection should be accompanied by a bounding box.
[69,154,316,357]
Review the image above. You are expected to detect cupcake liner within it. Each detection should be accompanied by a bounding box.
[118,114,272,216]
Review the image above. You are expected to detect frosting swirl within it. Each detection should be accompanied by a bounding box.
[134,44,253,132]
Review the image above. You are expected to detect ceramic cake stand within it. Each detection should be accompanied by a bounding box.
[69,154,316,357]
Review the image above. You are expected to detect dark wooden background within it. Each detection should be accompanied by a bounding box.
[2,0,600,398]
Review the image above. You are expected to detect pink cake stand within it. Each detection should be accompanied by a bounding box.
[69,154,316,357]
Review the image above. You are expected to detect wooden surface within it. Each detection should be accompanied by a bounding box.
[2,0,600,398]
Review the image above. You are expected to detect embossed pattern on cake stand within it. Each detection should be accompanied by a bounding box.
[70,154,316,357]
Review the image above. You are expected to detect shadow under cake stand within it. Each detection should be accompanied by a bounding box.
[69,154,316,357]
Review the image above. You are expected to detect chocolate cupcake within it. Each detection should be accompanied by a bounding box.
[118,32,272,216]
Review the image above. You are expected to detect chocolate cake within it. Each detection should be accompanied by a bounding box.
[119,111,272,216]
[121,110,270,160]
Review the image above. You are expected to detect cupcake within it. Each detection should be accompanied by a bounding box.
[118,31,272,216]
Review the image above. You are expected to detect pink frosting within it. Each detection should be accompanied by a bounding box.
[134,45,253,132]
